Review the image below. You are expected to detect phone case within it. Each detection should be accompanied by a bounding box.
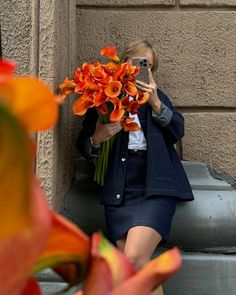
[132,57,149,84]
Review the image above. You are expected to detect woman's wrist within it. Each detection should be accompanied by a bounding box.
[150,99,162,115]
[91,135,101,147]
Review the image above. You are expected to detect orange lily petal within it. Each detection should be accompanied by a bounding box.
[110,97,125,122]
[73,95,94,116]
[33,212,90,285]
[20,277,42,295]
[91,64,112,86]
[74,81,87,94]
[137,91,150,104]
[83,256,113,295]
[105,81,122,99]
[0,77,59,132]
[93,89,107,107]
[92,233,136,286]
[107,248,182,295]
[82,233,135,295]
[113,63,129,81]
[0,59,16,83]
[120,117,140,132]
[123,82,138,98]
[97,103,108,115]
[59,77,77,98]
[127,65,140,77]
[0,103,32,237]
[100,46,120,63]
[0,177,52,295]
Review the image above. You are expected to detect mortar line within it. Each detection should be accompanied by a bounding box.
[176,106,236,113]
[76,4,236,12]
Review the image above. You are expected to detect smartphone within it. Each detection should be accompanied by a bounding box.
[132,57,149,84]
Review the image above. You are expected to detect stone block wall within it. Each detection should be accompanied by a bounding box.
[75,0,236,177]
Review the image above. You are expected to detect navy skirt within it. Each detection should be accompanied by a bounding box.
[104,150,177,243]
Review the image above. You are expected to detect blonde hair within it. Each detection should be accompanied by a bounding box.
[120,40,158,72]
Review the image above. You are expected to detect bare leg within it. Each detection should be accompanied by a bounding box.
[116,226,164,295]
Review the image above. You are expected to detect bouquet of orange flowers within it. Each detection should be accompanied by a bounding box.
[60,46,149,185]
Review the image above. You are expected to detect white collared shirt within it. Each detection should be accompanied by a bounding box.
[128,112,147,150]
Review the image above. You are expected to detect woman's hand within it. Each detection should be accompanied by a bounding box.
[135,68,162,115]
[92,121,122,146]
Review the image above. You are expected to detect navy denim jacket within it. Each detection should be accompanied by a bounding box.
[76,89,194,205]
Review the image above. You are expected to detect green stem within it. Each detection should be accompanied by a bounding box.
[94,105,117,186]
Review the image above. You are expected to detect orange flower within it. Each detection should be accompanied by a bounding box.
[0,59,16,83]
[93,88,108,107]
[110,97,125,122]
[127,65,140,77]
[59,77,77,98]
[113,63,129,81]
[100,46,120,63]
[73,92,94,116]
[0,76,59,132]
[105,81,122,99]
[120,117,140,132]
[123,82,138,98]
[104,62,120,76]
[91,64,112,86]
[137,91,150,104]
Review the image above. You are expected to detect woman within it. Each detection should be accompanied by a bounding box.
[77,40,194,295]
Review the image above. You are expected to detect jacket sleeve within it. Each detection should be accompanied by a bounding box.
[152,89,185,145]
[76,107,99,159]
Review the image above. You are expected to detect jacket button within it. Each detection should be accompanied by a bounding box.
[121,158,126,162]
[116,194,121,199]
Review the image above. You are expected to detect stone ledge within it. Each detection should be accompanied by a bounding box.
[76,0,175,6]
[183,161,232,191]
[160,251,236,295]
[180,0,236,6]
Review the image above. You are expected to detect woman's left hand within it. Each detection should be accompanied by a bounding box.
[135,68,162,115]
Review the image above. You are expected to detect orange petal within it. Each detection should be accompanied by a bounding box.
[127,65,140,77]
[123,82,138,97]
[137,91,150,104]
[20,277,42,295]
[33,212,90,285]
[0,177,52,295]
[82,233,135,295]
[0,103,32,237]
[110,97,124,122]
[92,233,136,286]
[83,256,113,295]
[0,77,59,132]
[97,103,108,115]
[107,248,182,295]
[93,89,107,107]
[113,63,129,81]
[0,59,16,83]
[105,81,122,99]
[73,96,94,116]
[100,46,120,63]
[59,77,77,98]
[120,117,140,132]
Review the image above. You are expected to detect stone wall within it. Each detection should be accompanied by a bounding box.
[75,0,236,177]
[1,0,235,206]
[0,0,77,208]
